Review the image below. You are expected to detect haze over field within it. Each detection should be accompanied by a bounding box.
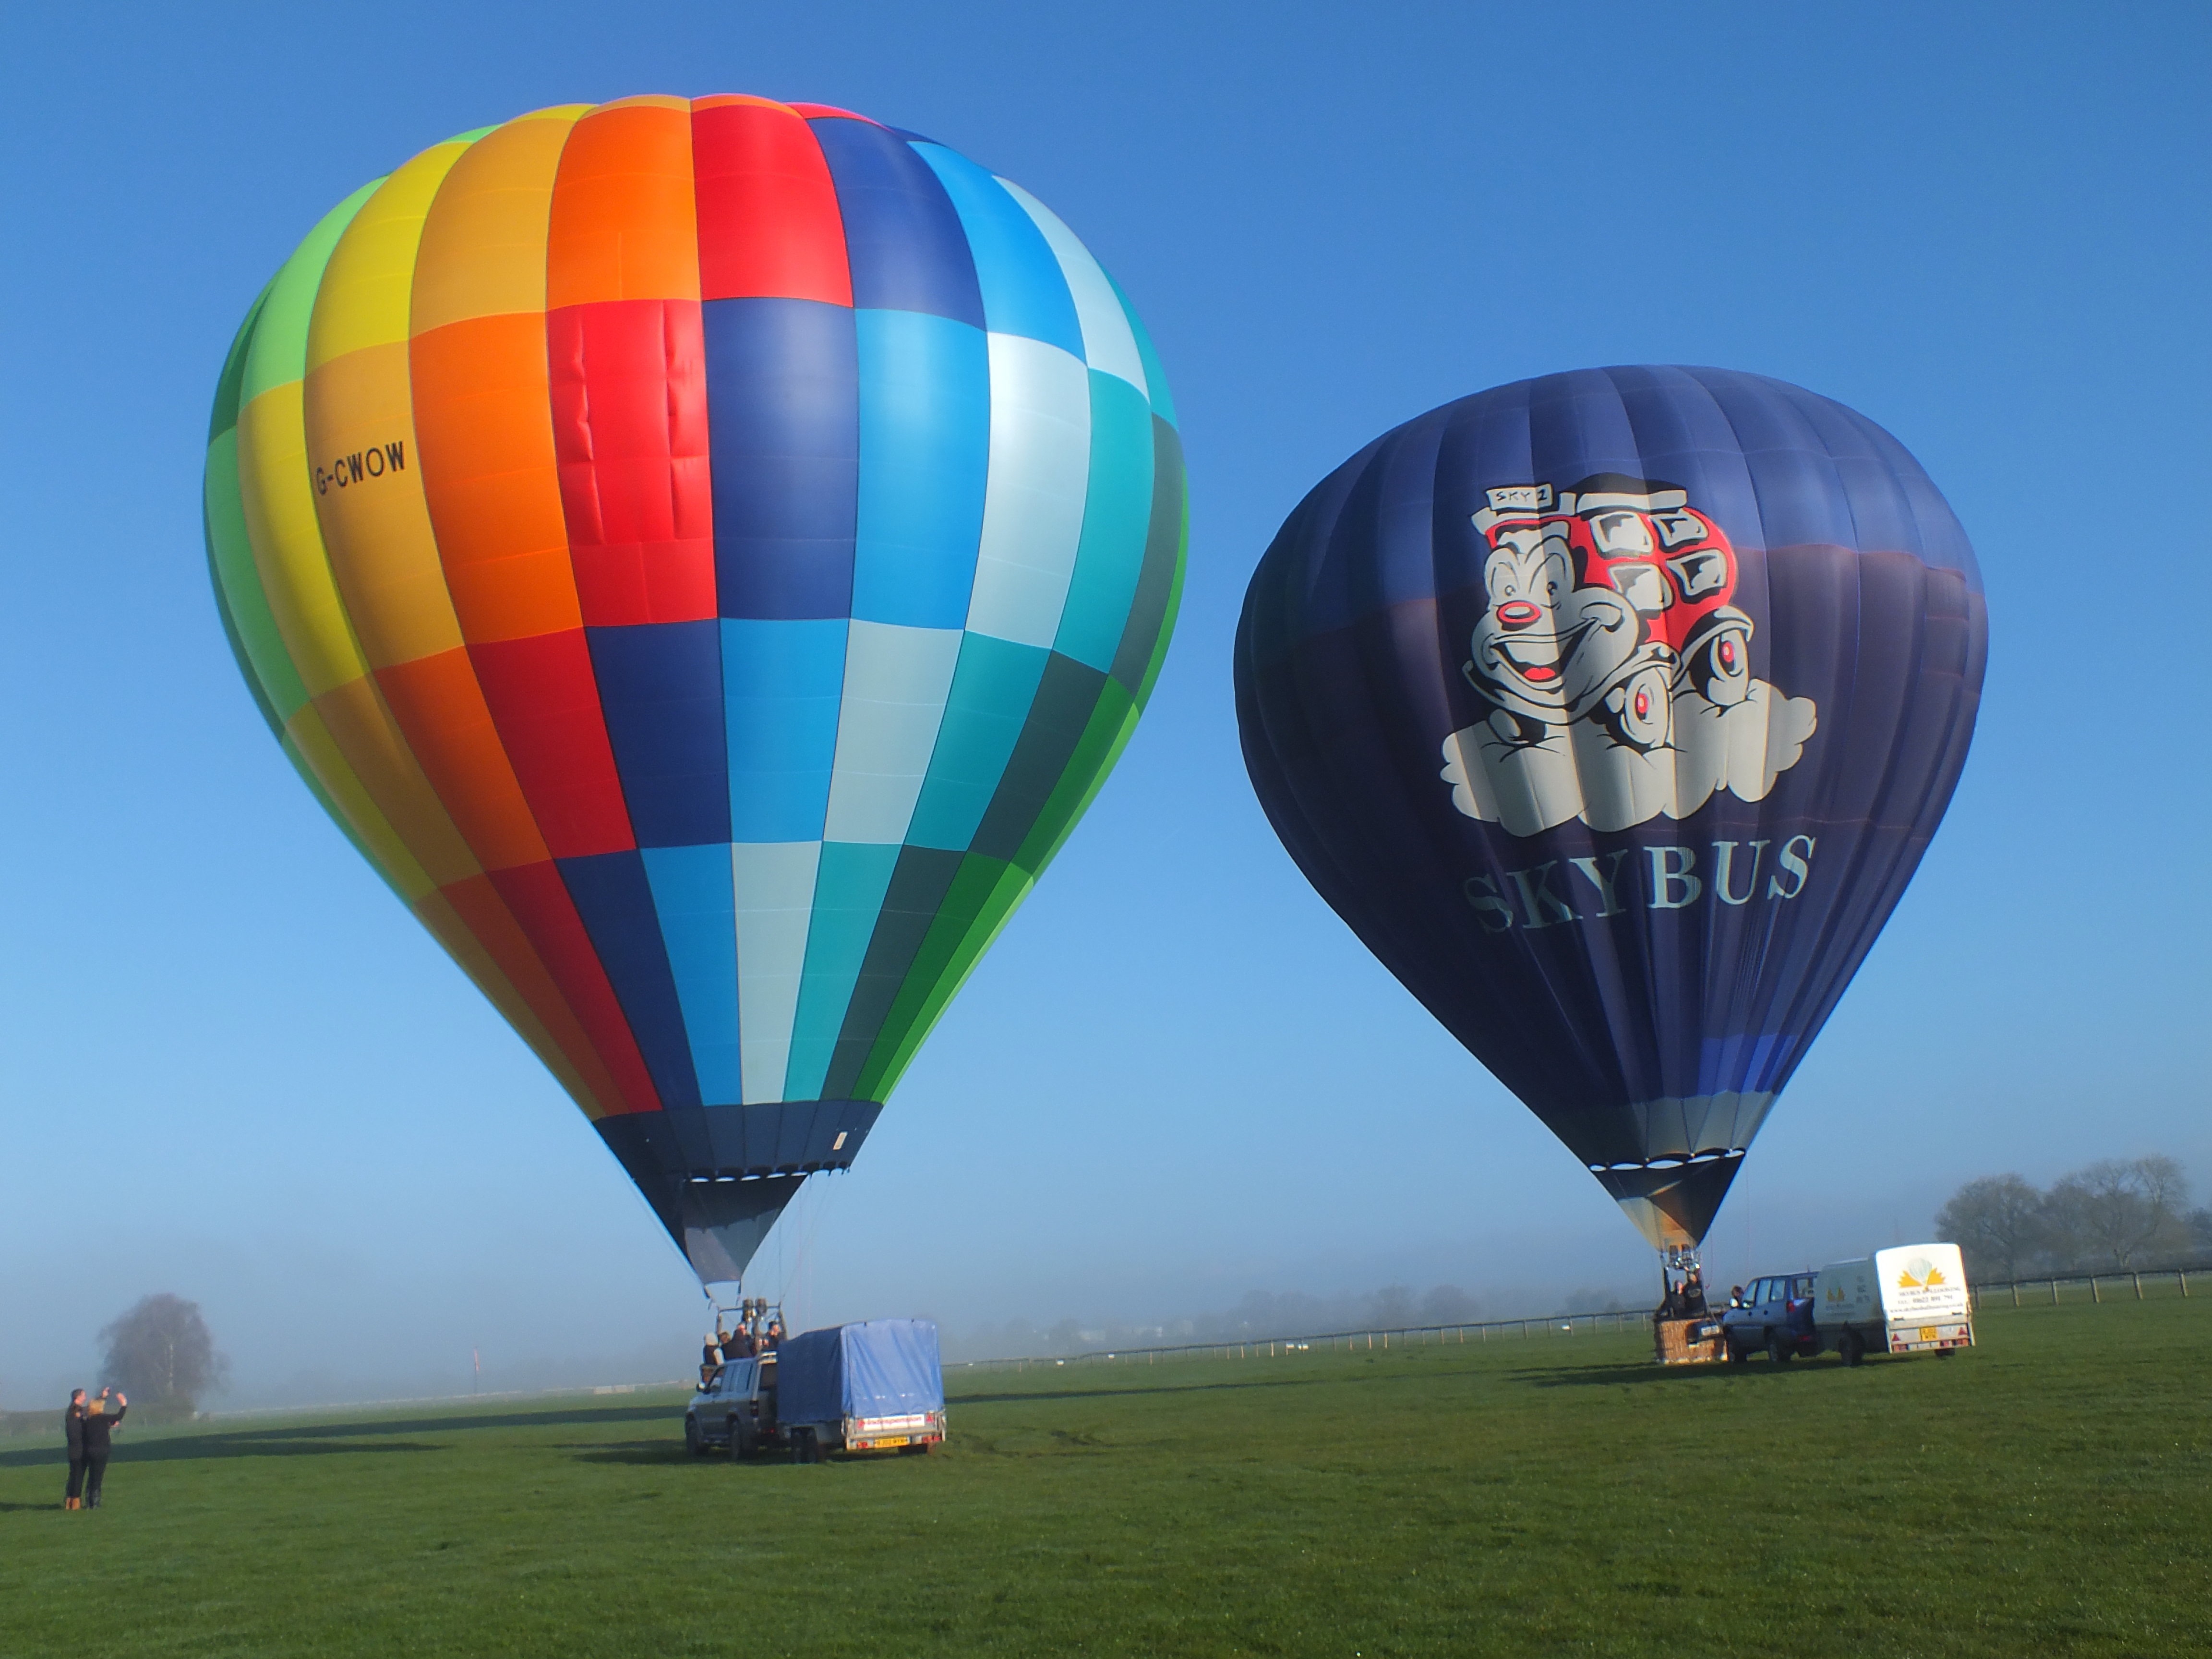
[2,2,2206,1410]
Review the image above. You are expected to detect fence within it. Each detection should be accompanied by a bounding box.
[960,1263,2212,1373]
[950,1306,1659,1374]
[1971,1264,2202,1310]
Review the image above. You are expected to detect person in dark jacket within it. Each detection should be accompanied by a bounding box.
[62,1390,88,1510]
[79,1389,127,1508]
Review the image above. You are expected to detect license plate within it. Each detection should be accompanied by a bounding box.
[1920,1327,1936,1342]
[876,1435,908,1448]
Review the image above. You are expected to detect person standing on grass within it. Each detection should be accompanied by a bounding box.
[62,1389,88,1510]
[79,1388,126,1509]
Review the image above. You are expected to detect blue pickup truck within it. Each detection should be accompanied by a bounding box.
[686,1318,946,1461]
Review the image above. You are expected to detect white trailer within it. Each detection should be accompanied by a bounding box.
[1815,1243,1975,1366]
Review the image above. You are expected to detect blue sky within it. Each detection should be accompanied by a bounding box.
[1,2,2205,1402]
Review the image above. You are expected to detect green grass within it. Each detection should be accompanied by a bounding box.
[1,1297,2206,1657]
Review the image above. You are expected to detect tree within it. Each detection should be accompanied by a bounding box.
[2045,1157,2192,1270]
[98,1294,228,1418]
[1420,1284,1481,1325]
[1935,1174,2046,1282]
[1367,1285,1416,1329]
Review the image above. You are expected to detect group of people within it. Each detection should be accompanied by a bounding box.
[699,1299,786,1387]
[61,1387,127,1510]
[1657,1269,1709,1320]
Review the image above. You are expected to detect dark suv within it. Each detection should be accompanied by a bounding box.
[685,1353,782,1457]
[1720,1271,1819,1364]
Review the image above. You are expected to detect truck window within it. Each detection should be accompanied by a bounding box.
[1792,1275,1815,1299]
[1750,1279,1772,1305]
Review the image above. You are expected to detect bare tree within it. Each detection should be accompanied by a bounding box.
[1935,1174,2046,1281]
[98,1295,228,1418]
[2045,1157,2193,1270]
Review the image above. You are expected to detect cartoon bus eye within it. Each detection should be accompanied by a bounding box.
[1538,546,1573,602]
[1611,562,1673,614]
[1666,548,1730,598]
[1589,512,1654,556]
[1484,553,1523,601]
[1653,512,1709,549]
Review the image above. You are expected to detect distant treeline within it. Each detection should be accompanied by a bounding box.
[1936,1155,2211,1283]
[945,1281,1639,1362]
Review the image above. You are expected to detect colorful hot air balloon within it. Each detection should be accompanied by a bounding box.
[1235,367,1983,1256]
[203,96,1185,1283]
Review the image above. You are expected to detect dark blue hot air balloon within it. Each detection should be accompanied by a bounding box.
[1234,367,1986,1255]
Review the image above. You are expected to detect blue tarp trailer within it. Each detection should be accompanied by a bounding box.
[776,1319,946,1460]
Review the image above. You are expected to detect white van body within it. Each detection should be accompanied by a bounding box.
[1816,1243,1974,1357]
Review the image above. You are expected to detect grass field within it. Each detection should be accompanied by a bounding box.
[1,1295,2205,1657]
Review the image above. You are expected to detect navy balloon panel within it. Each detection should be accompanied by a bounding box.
[1235,366,1987,1250]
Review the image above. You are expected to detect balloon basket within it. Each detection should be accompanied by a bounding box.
[1655,1316,1727,1366]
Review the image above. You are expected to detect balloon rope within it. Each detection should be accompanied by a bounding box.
[784,1174,840,1330]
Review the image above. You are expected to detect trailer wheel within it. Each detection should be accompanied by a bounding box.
[731,1424,754,1461]
[1766,1331,1794,1365]
[1838,1331,1865,1368]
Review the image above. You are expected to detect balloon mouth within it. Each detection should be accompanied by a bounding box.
[1589,1150,1735,1172]
[1591,1151,1746,1253]
[597,1101,883,1284]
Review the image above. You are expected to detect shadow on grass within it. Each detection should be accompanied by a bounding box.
[567,1440,933,1470]
[565,1439,701,1467]
[0,1403,682,1468]
[0,1437,449,1468]
[1508,1358,1839,1388]
[194,1403,680,1438]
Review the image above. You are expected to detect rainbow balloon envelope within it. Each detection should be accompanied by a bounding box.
[204,96,1185,1282]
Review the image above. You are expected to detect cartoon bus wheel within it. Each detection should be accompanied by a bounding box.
[1682,610,1753,707]
[1600,663,1673,752]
